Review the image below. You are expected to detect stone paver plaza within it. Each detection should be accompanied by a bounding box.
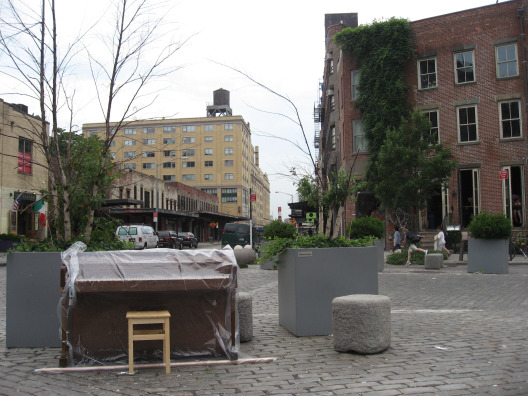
[1,257,527,395]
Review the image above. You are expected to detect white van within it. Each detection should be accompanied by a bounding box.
[116,225,158,249]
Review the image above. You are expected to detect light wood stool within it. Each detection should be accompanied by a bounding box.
[126,310,171,374]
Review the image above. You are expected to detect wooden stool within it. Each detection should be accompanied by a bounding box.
[126,310,171,374]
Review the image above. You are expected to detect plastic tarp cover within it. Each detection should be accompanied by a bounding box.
[59,242,240,366]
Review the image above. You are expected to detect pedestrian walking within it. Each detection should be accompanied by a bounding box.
[402,227,427,266]
[393,226,402,252]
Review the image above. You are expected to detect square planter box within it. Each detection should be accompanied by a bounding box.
[278,246,378,336]
[467,238,509,274]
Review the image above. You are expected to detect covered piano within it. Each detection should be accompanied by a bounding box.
[59,243,239,366]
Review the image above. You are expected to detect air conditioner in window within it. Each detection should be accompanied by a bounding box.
[326,89,334,96]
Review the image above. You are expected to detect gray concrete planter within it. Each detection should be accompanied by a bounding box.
[6,252,63,347]
[375,239,385,272]
[278,246,378,337]
[467,238,509,274]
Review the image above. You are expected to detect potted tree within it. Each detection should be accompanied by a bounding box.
[466,212,512,274]
[345,216,385,271]
[259,220,297,269]
[259,234,378,337]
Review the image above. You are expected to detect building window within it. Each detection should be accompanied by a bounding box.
[418,58,437,89]
[109,140,115,147]
[204,174,213,181]
[496,44,518,78]
[163,126,175,133]
[205,136,213,142]
[163,175,176,181]
[124,151,136,159]
[143,139,155,145]
[204,124,213,132]
[163,138,175,144]
[351,70,360,100]
[143,127,155,134]
[352,119,367,152]
[182,174,195,181]
[89,130,98,137]
[182,161,195,168]
[163,150,176,157]
[142,151,155,158]
[18,138,32,174]
[163,162,176,168]
[224,135,234,142]
[224,147,233,155]
[330,125,336,150]
[424,110,440,143]
[124,139,136,146]
[457,106,478,142]
[225,173,234,180]
[225,160,233,167]
[221,188,237,203]
[182,125,195,132]
[124,128,136,135]
[204,148,213,156]
[205,160,213,167]
[224,123,233,130]
[202,188,217,195]
[500,100,521,139]
[329,94,335,112]
[454,51,475,84]
[182,149,195,157]
[143,163,155,169]
[329,57,334,74]
[124,163,136,170]
[183,137,195,144]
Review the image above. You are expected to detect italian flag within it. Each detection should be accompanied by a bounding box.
[33,200,47,227]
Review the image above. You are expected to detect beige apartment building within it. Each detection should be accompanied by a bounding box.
[83,89,271,228]
[0,99,48,238]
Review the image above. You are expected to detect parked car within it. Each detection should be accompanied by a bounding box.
[157,230,182,249]
[177,232,198,248]
[221,223,260,248]
[116,225,158,249]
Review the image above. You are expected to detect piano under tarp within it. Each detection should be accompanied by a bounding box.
[59,243,239,366]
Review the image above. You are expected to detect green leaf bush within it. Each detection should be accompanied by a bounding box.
[0,233,25,242]
[466,212,512,240]
[262,220,297,240]
[345,216,384,239]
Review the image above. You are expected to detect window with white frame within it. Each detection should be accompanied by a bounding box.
[204,124,213,132]
[225,160,233,167]
[163,162,175,168]
[163,175,176,181]
[329,58,334,74]
[163,138,175,144]
[424,110,440,143]
[124,139,136,146]
[224,147,234,155]
[110,152,116,159]
[163,150,176,157]
[224,123,233,130]
[89,130,98,137]
[143,138,155,145]
[500,100,521,139]
[182,174,195,181]
[352,119,368,152]
[124,151,136,159]
[143,163,155,169]
[496,44,518,78]
[221,188,237,203]
[454,51,475,84]
[124,128,136,135]
[109,140,115,147]
[204,174,213,181]
[163,126,175,133]
[224,135,234,142]
[205,136,213,142]
[143,127,155,134]
[225,173,234,180]
[351,70,360,100]
[330,125,336,150]
[202,188,217,195]
[124,163,136,170]
[182,161,195,168]
[204,148,213,156]
[182,125,195,132]
[418,58,437,89]
[182,149,195,157]
[182,137,195,144]
[142,151,155,158]
[457,106,478,142]
[205,160,213,167]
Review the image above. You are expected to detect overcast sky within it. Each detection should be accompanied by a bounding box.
[2,0,497,220]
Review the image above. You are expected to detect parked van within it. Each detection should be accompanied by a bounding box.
[221,223,259,248]
[116,225,158,249]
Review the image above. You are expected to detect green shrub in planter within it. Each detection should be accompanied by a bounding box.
[0,233,25,242]
[262,219,297,240]
[345,216,384,239]
[466,212,512,239]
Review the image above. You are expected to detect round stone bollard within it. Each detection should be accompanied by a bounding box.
[425,253,444,269]
[238,292,253,342]
[332,294,391,354]
[233,246,257,268]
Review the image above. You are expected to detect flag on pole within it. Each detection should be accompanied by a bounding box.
[13,193,23,210]
[33,200,47,227]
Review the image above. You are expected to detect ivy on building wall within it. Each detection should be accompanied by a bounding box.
[334,18,413,189]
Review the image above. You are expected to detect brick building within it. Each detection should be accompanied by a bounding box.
[319,1,528,240]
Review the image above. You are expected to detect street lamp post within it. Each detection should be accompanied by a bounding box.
[275,191,294,203]
[155,156,187,232]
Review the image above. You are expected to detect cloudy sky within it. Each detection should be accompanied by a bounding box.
[2,0,497,219]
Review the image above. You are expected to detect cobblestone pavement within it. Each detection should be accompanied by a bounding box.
[1,254,528,395]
